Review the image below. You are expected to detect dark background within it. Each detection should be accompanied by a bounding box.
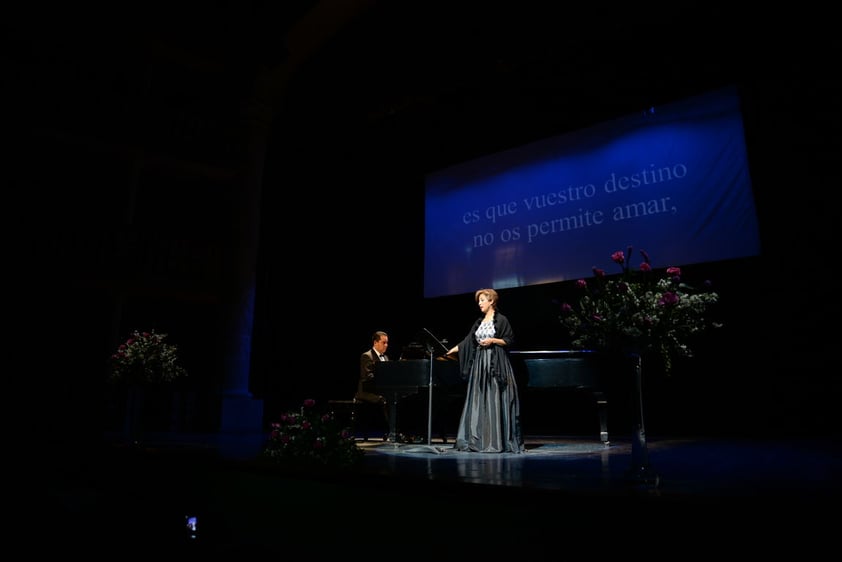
[10,2,840,443]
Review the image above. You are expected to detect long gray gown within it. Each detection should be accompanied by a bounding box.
[454,313,525,453]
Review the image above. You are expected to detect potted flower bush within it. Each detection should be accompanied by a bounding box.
[559,246,721,485]
[263,399,364,469]
[109,329,188,442]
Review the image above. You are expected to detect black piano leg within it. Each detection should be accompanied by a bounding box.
[594,391,609,445]
[387,398,399,444]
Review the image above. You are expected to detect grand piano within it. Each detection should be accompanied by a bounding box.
[509,350,611,444]
[376,348,612,444]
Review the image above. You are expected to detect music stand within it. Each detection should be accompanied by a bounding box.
[400,328,450,454]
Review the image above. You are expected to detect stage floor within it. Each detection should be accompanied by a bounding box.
[38,431,842,556]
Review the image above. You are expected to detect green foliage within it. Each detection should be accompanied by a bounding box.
[559,247,721,373]
[110,330,188,383]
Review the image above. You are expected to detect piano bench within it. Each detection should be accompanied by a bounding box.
[327,399,357,428]
[329,398,389,441]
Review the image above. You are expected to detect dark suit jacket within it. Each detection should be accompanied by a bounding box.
[357,348,387,401]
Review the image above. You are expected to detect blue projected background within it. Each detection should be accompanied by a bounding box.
[423,86,761,298]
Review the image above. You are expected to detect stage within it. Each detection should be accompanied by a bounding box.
[35,429,842,557]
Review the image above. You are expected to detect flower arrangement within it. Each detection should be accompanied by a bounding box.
[559,246,721,373]
[110,329,188,384]
[263,399,364,469]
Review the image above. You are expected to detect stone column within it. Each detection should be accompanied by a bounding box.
[218,0,375,434]
[218,102,271,433]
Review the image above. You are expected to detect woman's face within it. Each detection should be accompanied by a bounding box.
[478,293,493,313]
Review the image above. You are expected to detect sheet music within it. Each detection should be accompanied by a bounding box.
[421,327,449,356]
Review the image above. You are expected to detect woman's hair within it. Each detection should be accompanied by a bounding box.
[475,288,498,306]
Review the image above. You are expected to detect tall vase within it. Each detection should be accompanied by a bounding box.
[625,352,660,487]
